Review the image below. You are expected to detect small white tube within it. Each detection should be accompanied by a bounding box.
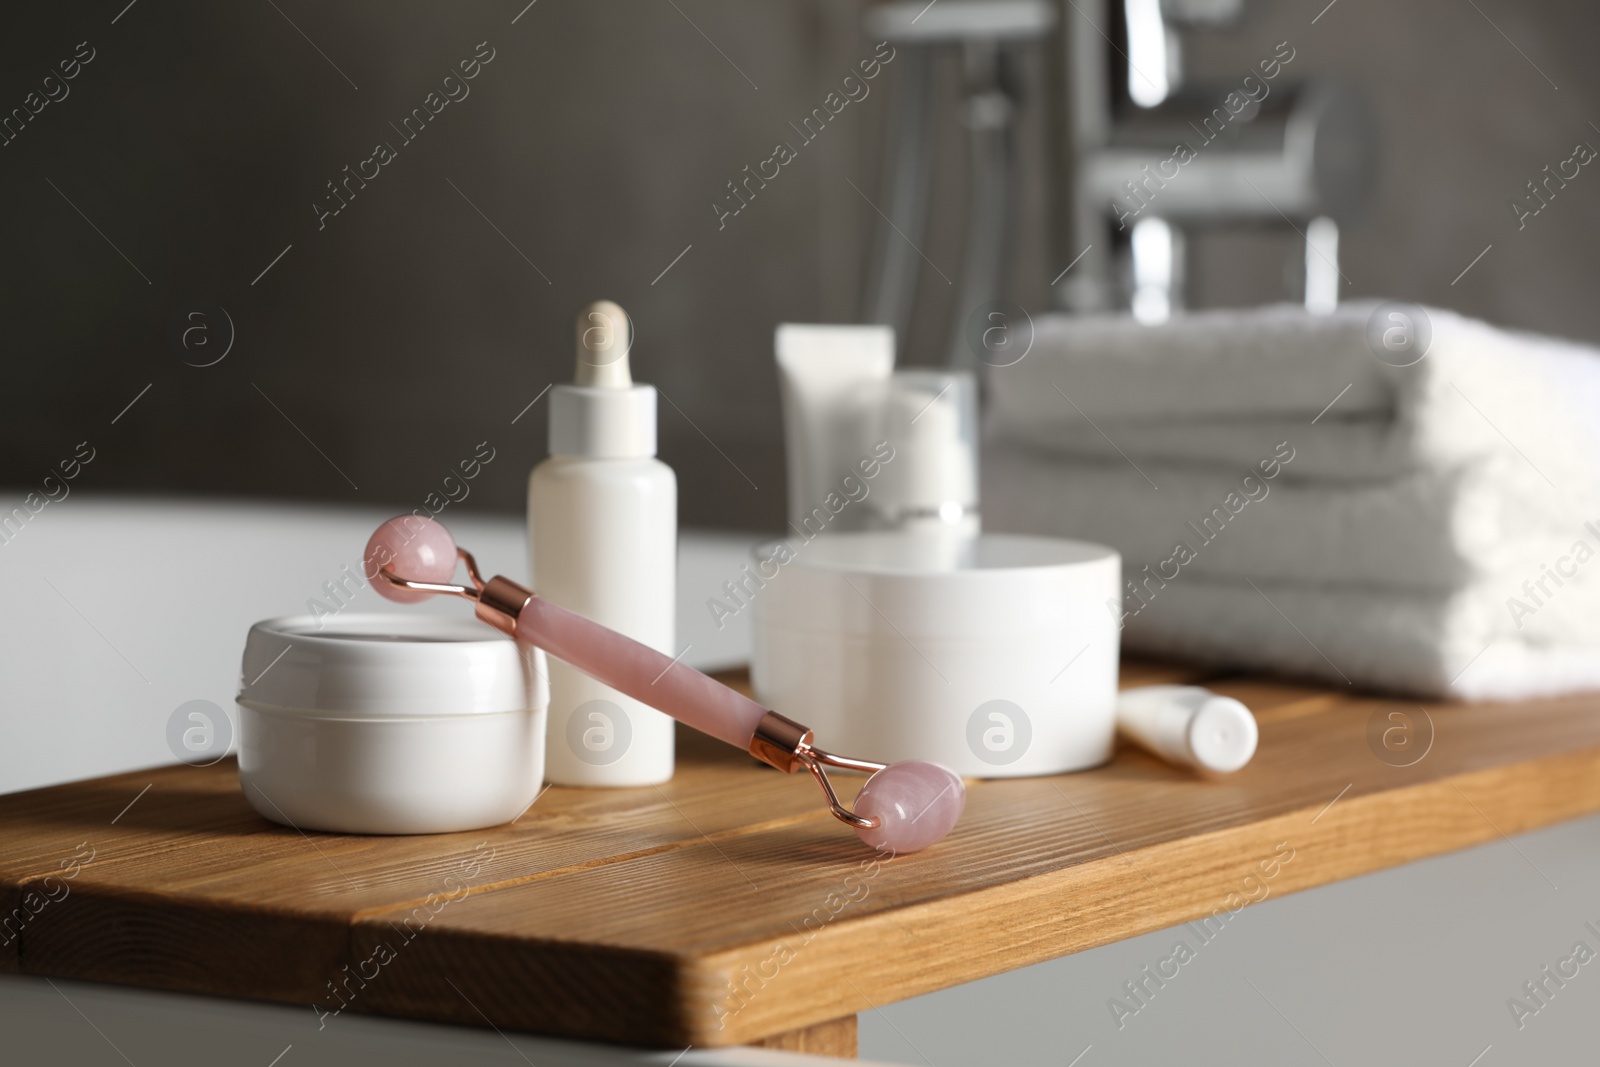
[1116,685,1257,773]
[775,324,894,533]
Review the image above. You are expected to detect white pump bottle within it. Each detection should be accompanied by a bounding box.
[530,301,677,786]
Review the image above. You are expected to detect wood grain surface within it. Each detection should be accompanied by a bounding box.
[4,660,1600,1050]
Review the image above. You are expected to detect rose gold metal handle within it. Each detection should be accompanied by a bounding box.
[749,711,887,829]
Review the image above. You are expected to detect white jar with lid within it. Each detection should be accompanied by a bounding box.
[751,531,1121,778]
[236,613,548,835]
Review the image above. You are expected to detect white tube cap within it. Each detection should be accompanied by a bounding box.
[1116,684,1258,774]
[1186,695,1258,773]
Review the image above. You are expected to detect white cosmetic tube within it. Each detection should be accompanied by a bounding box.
[775,324,894,533]
[1116,685,1258,773]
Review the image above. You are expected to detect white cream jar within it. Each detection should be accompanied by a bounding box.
[751,532,1121,778]
[236,613,548,835]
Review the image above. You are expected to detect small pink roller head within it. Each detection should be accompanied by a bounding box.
[851,761,965,853]
[365,516,458,603]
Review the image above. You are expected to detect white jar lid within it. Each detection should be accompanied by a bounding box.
[238,613,533,717]
[755,532,1120,639]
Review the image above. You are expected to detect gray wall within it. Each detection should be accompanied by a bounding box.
[3,1,1598,528]
[1,1,881,529]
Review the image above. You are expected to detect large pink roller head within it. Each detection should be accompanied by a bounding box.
[851,761,965,853]
[365,516,458,603]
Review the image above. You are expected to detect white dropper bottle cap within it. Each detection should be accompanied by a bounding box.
[1116,685,1258,773]
[549,301,658,459]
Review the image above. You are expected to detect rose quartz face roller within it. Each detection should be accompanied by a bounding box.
[364,516,965,853]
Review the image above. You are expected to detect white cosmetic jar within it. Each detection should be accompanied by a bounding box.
[236,613,548,835]
[751,532,1121,778]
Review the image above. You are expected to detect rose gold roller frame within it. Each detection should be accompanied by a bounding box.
[380,550,890,830]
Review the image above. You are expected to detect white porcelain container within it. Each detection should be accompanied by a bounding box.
[236,613,548,834]
[751,532,1121,778]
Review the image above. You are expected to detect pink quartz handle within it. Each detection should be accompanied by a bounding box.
[514,595,769,750]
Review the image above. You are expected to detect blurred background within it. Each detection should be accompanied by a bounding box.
[3,0,1598,529]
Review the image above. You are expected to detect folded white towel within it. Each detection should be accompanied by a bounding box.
[981,303,1600,698]
[983,443,1575,592]
[988,303,1600,488]
[1111,573,1600,702]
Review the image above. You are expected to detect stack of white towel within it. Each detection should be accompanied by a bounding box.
[983,302,1600,700]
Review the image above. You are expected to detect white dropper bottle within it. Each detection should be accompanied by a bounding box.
[530,301,678,787]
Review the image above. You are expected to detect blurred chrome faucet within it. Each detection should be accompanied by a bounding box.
[1058,0,1376,321]
[861,0,1377,368]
